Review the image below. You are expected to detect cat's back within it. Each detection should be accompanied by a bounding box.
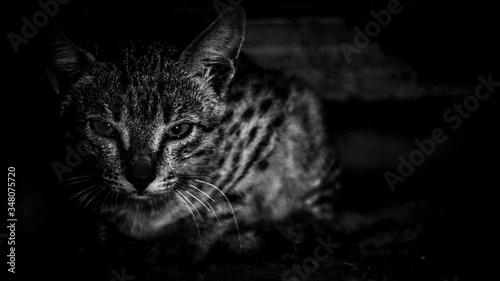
[217,60,338,222]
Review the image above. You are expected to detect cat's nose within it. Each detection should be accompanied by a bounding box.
[126,157,156,192]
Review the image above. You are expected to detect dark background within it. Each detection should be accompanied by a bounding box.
[3,0,498,280]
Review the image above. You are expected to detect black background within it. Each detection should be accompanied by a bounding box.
[3,0,498,280]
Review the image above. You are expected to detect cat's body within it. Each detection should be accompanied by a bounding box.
[46,7,339,277]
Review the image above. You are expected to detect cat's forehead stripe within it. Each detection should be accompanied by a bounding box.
[110,101,122,122]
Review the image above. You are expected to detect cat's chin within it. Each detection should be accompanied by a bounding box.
[128,193,164,203]
[104,195,187,239]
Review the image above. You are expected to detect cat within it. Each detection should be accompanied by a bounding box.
[46,6,340,279]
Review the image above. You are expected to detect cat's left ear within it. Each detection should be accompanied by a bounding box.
[44,25,97,95]
[179,7,245,96]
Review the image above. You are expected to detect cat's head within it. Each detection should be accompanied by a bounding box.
[46,8,245,238]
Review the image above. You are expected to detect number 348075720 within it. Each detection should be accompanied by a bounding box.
[7,167,16,215]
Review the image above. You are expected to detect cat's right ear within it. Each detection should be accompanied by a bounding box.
[179,7,245,96]
[44,25,96,95]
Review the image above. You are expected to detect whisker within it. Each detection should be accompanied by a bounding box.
[60,178,94,188]
[60,175,93,185]
[205,199,224,247]
[83,185,107,211]
[114,191,120,208]
[177,189,204,230]
[100,190,112,213]
[35,179,95,226]
[111,192,118,210]
[66,185,96,203]
[184,190,211,212]
[61,175,92,182]
[76,185,98,210]
[178,179,215,202]
[194,179,241,250]
[174,190,202,246]
[177,174,218,180]
[178,181,224,246]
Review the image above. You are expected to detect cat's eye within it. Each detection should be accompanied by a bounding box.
[90,120,119,138]
[166,124,193,139]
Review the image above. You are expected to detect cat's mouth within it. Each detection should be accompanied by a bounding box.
[96,177,219,239]
[126,190,172,203]
[126,191,172,204]
[102,189,191,239]
[96,183,175,214]
[129,193,150,200]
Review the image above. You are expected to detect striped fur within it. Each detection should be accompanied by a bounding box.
[47,7,340,269]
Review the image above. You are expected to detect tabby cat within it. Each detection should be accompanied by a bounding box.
[46,7,339,279]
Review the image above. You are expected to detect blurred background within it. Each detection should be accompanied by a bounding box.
[4,0,498,280]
